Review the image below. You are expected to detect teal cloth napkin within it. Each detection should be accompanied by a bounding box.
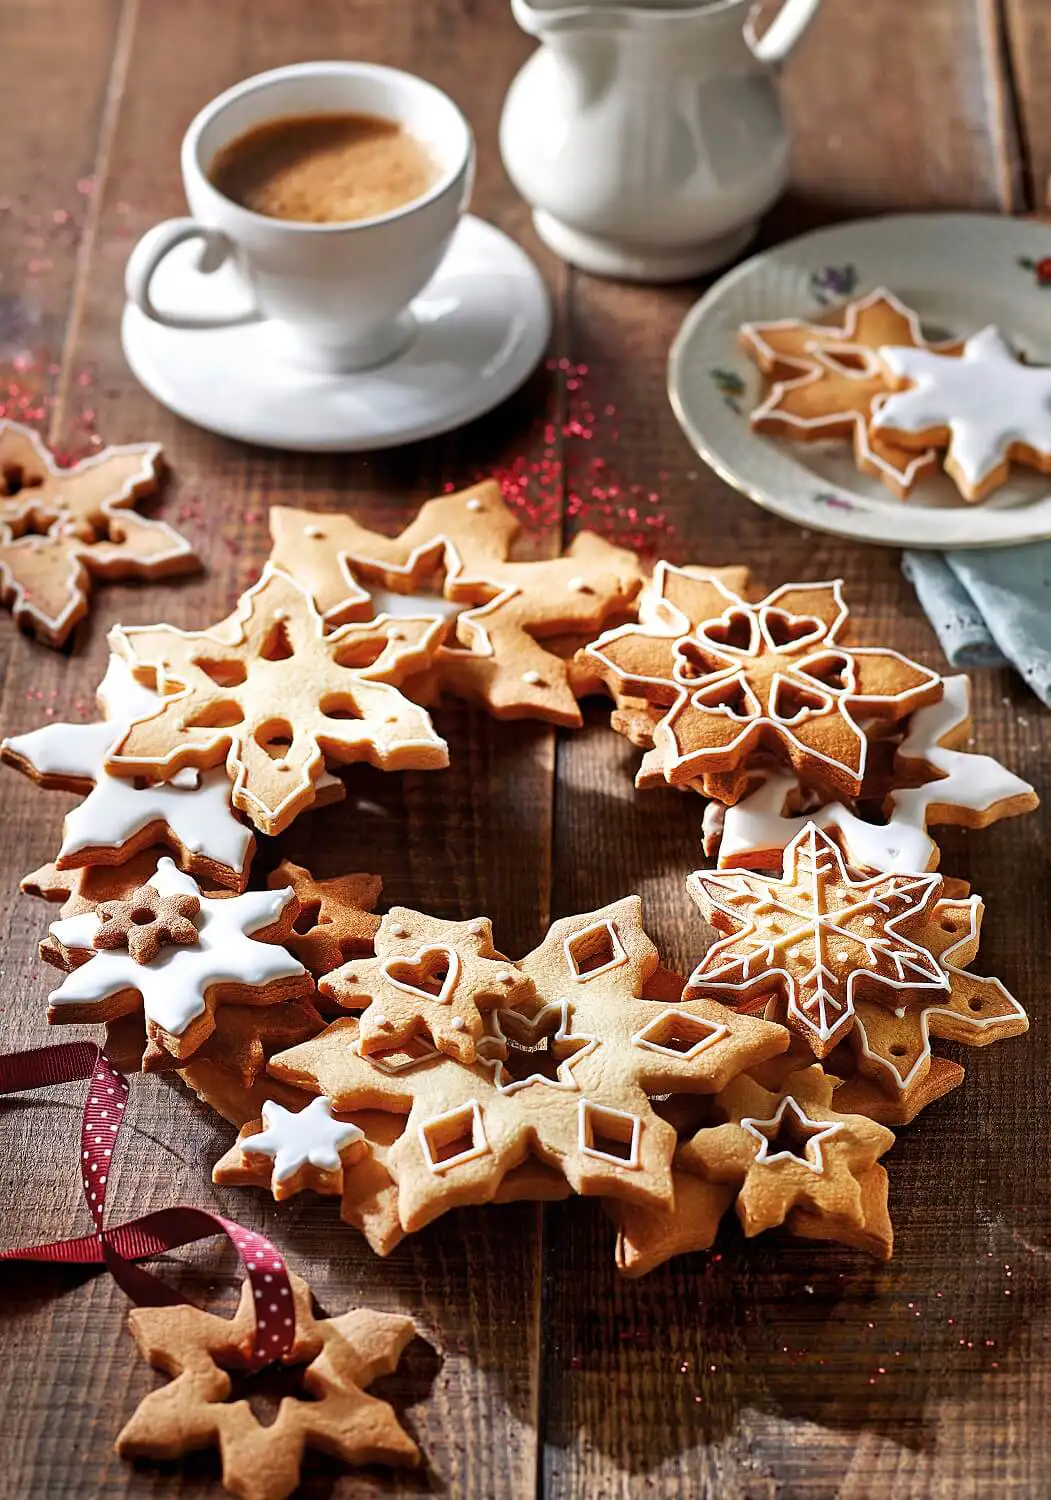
[902,546,1051,705]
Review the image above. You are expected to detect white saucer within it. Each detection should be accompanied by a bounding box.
[667,213,1051,549]
[121,215,551,451]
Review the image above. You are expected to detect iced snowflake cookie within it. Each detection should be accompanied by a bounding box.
[213,1096,368,1201]
[740,288,962,499]
[105,563,448,837]
[685,823,1028,1109]
[44,857,313,1059]
[585,564,942,802]
[872,325,1051,500]
[0,421,197,645]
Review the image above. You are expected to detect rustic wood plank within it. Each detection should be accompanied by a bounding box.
[0,1,564,1497]
[542,0,1051,1495]
[1003,0,1051,208]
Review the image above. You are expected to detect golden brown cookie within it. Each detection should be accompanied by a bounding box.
[266,859,382,978]
[0,421,197,646]
[115,1272,419,1500]
[269,483,645,727]
[213,1097,368,1201]
[106,563,448,837]
[586,565,942,802]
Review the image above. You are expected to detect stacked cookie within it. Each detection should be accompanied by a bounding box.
[2,494,1035,1278]
[739,288,1051,502]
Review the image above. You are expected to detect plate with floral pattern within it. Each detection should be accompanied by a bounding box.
[668,213,1051,549]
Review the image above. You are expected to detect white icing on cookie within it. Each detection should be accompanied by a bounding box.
[245,1096,363,1181]
[47,857,306,1037]
[3,657,254,879]
[874,326,1051,488]
[716,676,1035,874]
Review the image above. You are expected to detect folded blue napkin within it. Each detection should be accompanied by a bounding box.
[902,546,1051,706]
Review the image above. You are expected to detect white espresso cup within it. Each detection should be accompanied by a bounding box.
[125,61,475,372]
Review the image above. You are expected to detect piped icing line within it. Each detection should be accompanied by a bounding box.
[244,1096,364,1182]
[2,658,254,883]
[47,857,307,1038]
[873,325,1051,490]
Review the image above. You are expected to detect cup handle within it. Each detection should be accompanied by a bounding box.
[748,0,822,66]
[125,217,260,329]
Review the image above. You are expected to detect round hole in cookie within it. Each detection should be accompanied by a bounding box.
[319,692,363,721]
[130,906,154,925]
[889,1044,909,1058]
[940,914,961,933]
[255,719,294,760]
[967,997,984,1012]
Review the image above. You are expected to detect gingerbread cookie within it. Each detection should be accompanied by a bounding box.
[45,856,313,1059]
[0,421,197,646]
[2,656,255,889]
[271,899,787,1233]
[586,564,941,800]
[116,1272,419,1500]
[872,325,1051,501]
[715,674,1038,872]
[24,848,165,921]
[265,860,381,978]
[686,822,1028,1105]
[320,906,536,1063]
[269,483,645,727]
[213,1097,368,1201]
[106,564,448,837]
[740,288,960,499]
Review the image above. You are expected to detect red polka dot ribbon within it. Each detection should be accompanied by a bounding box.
[0,1040,293,1370]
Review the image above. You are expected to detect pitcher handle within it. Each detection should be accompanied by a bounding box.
[747,0,822,65]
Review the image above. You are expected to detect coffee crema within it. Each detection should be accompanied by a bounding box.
[208,111,440,225]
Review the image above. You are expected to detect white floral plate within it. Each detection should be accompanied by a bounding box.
[667,213,1051,549]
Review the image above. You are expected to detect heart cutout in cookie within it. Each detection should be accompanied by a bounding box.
[769,674,832,725]
[697,609,758,655]
[383,946,461,1006]
[760,609,825,652]
[691,673,761,720]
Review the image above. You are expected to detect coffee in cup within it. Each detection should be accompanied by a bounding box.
[208,112,441,225]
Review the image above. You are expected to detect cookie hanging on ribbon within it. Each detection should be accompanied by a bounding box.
[116,1271,420,1499]
[585,563,942,801]
[44,856,312,1060]
[0,421,197,646]
[105,564,449,837]
[269,482,645,727]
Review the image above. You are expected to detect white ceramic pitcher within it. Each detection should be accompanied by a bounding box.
[499,0,822,281]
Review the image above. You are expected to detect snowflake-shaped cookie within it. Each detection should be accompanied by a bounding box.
[715,675,1038,873]
[215,1096,367,1201]
[872,325,1051,500]
[105,563,449,836]
[116,1273,419,1496]
[2,656,255,888]
[586,565,941,799]
[687,822,1028,1095]
[271,898,788,1232]
[0,421,197,646]
[269,483,645,727]
[46,856,311,1059]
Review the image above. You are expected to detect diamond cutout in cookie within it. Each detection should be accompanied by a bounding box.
[419,1100,490,1174]
[365,1036,442,1073]
[564,920,628,980]
[632,1009,730,1061]
[578,1099,641,1168]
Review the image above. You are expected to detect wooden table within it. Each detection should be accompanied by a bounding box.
[2,2,1050,1496]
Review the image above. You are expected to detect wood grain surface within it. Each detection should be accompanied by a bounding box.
[1,2,1049,1498]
